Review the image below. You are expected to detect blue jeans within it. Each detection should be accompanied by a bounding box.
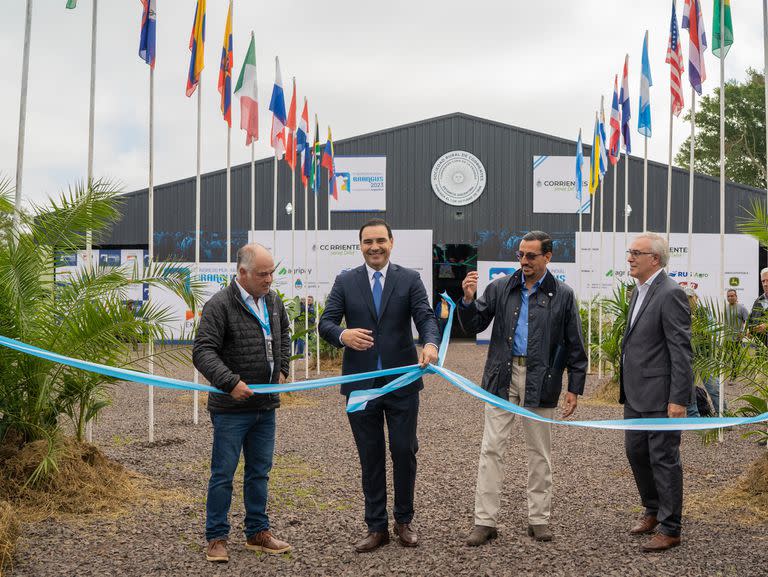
[703,376,726,414]
[294,338,305,355]
[206,410,276,541]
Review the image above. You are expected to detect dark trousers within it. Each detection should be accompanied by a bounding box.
[347,385,419,532]
[624,404,683,537]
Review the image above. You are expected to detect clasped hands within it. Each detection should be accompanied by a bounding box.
[341,328,438,368]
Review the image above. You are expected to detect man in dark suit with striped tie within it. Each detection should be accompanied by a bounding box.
[320,219,440,552]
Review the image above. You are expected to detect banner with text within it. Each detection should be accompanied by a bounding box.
[331,156,386,212]
[533,155,591,214]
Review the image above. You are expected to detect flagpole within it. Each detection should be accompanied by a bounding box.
[717,0,726,437]
[148,64,155,444]
[666,95,674,249]
[624,151,629,254]
[764,0,768,207]
[14,0,33,233]
[612,166,617,288]
[84,0,98,443]
[314,174,320,375]
[193,81,202,426]
[290,151,296,383]
[598,179,604,378]
[588,181,595,374]
[643,136,648,232]
[687,89,695,277]
[251,145,255,231]
[304,180,309,379]
[273,153,278,252]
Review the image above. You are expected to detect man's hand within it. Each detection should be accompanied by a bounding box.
[668,402,686,419]
[561,392,578,418]
[279,373,287,385]
[341,328,375,351]
[230,380,254,401]
[419,344,439,368]
[756,323,768,334]
[462,271,478,304]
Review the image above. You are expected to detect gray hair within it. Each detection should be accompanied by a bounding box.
[635,232,670,267]
[761,267,768,278]
[236,243,268,270]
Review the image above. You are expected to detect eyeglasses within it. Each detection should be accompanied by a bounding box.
[252,268,276,278]
[515,251,543,260]
[626,250,655,258]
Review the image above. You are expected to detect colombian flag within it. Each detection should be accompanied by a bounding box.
[218,1,233,126]
[186,0,205,97]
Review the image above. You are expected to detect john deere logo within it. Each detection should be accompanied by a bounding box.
[729,277,740,287]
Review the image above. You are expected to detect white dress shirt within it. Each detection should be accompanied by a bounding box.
[630,268,663,327]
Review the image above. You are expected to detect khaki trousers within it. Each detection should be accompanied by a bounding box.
[474,363,554,527]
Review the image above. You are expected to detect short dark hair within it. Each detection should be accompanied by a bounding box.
[359,218,393,241]
[522,230,553,255]
[727,288,737,295]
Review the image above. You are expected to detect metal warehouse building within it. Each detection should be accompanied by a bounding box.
[102,112,766,299]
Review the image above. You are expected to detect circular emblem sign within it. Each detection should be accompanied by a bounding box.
[431,150,486,206]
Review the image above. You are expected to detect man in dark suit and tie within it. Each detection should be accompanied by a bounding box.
[320,219,440,552]
[620,232,693,552]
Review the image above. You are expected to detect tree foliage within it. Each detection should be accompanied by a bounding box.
[675,68,766,189]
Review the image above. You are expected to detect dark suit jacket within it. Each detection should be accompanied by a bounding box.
[319,263,440,396]
[619,269,694,412]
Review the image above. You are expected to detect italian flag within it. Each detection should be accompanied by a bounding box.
[234,32,259,145]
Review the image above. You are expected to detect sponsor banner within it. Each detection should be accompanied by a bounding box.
[575,232,759,304]
[331,156,386,212]
[533,155,591,214]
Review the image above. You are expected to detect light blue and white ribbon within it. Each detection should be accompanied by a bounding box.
[2,291,768,432]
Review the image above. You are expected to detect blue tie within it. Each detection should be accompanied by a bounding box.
[372,271,383,316]
[372,271,383,370]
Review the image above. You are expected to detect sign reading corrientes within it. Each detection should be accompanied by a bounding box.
[431,150,486,206]
[532,155,592,214]
[331,156,386,212]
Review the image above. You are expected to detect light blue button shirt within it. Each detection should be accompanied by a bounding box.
[512,271,546,356]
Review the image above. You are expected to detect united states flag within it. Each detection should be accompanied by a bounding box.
[666,0,685,116]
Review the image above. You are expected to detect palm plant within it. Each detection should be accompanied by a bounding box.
[598,282,631,381]
[0,179,202,480]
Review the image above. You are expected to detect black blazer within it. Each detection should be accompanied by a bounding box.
[620,270,694,412]
[319,263,440,396]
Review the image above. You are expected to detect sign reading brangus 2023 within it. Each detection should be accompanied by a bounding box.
[431,151,486,206]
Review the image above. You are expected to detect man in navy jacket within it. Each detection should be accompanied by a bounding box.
[320,219,439,552]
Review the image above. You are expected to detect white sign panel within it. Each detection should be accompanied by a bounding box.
[250,229,433,304]
[331,156,386,212]
[576,232,759,303]
[533,155,591,214]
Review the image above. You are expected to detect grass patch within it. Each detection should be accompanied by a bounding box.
[0,500,18,576]
[686,453,768,525]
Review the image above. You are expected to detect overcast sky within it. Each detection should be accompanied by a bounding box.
[1,1,764,207]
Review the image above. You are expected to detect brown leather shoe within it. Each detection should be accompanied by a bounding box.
[245,530,292,554]
[354,531,390,553]
[641,532,681,552]
[205,539,229,562]
[527,524,553,542]
[466,525,498,547]
[393,523,418,547]
[629,514,659,535]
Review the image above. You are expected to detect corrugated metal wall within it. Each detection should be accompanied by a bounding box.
[104,113,765,260]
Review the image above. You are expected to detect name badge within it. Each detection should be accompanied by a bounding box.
[266,339,274,359]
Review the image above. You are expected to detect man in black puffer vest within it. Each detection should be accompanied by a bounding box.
[193,243,291,563]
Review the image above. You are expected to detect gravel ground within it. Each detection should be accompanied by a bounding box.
[9,342,768,577]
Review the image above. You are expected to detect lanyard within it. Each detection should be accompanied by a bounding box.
[246,297,271,336]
